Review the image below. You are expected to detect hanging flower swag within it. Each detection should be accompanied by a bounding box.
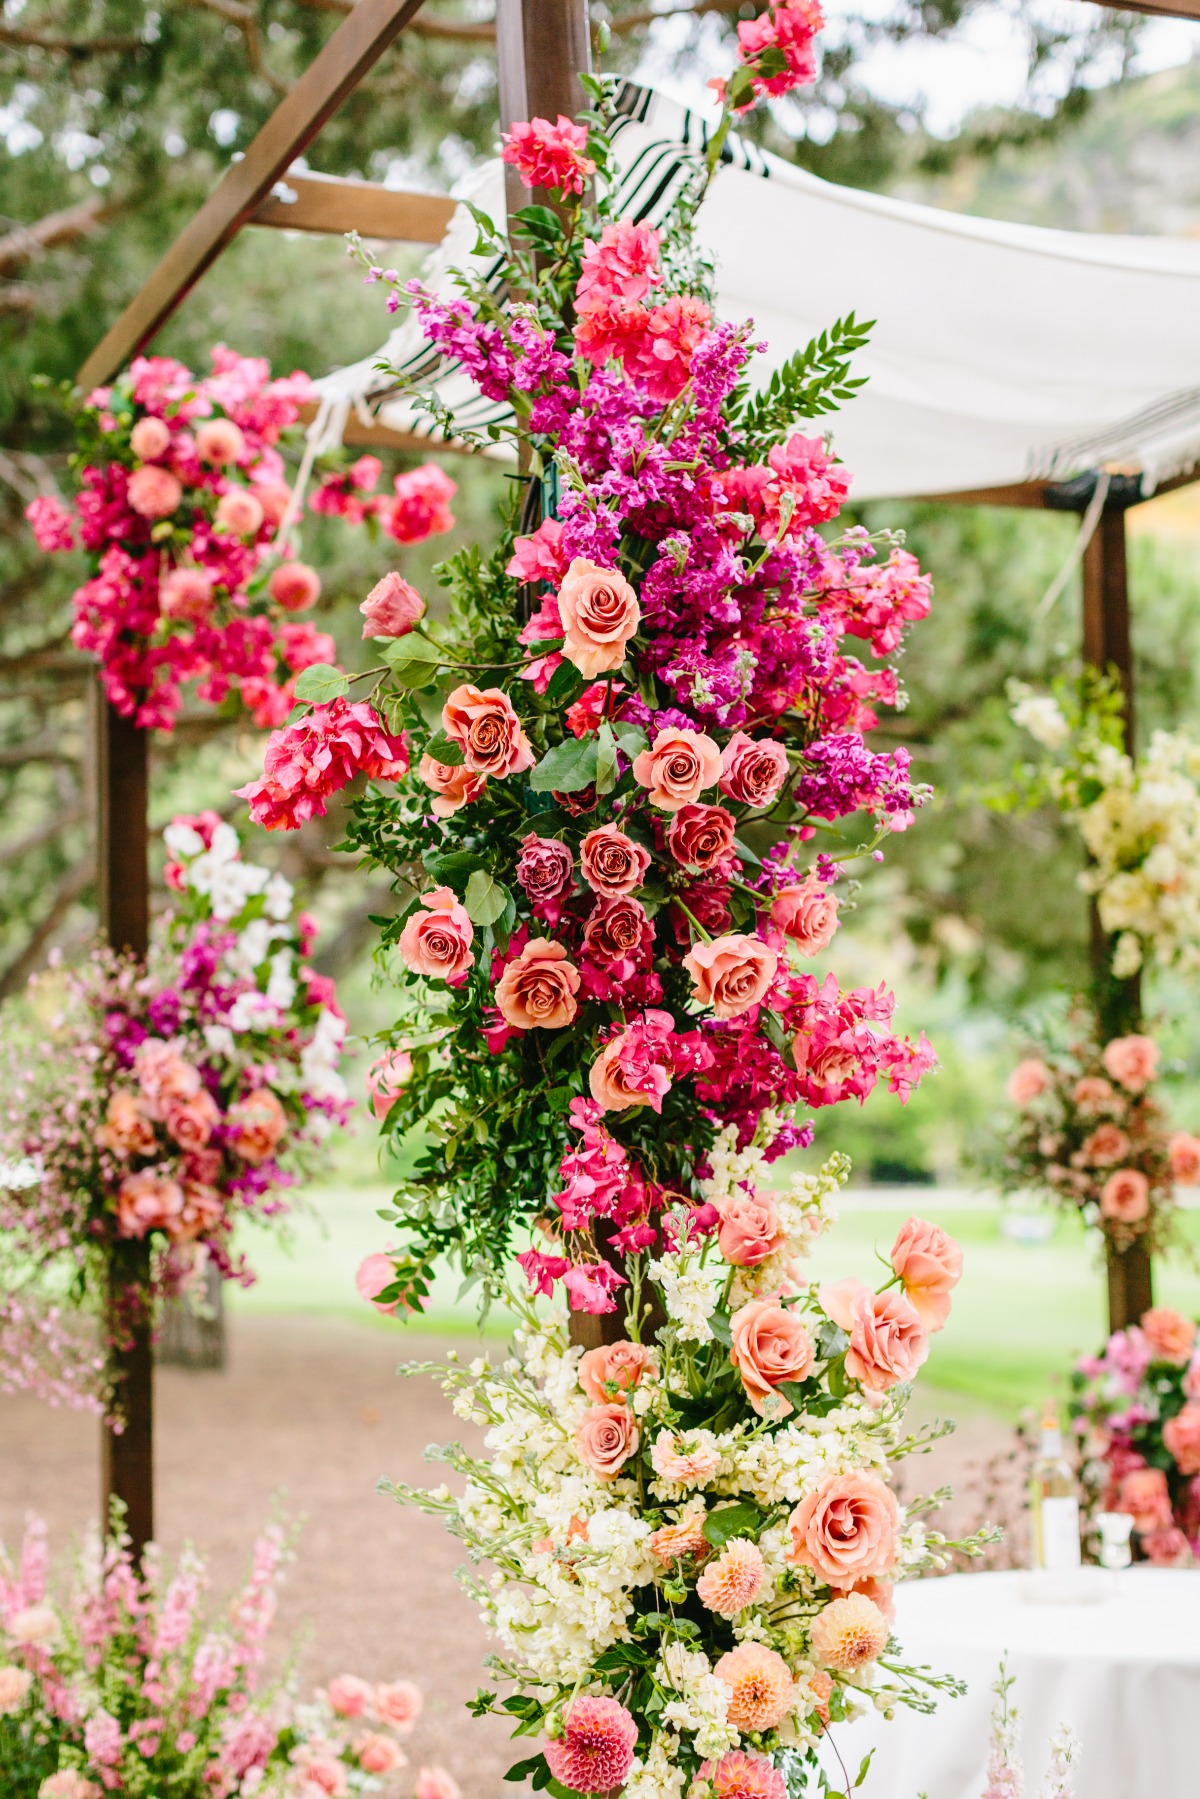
[25,348,457,732]
[0,814,349,1418]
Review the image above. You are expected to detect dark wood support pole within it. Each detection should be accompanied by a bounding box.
[1080,503,1153,1331]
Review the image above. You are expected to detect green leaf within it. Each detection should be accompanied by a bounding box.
[545,658,584,705]
[381,633,444,686]
[816,1319,849,1360]
[423,729,464,767]
[615,725,648,761]
[529,734,598,793]
[594,720,618,795]
[424,848,488,890]
[707,1308,732,1346]
[293,664,349,704]
[464,870,510,926]
[504,1759,543,1783]
[701,1500,767,1551]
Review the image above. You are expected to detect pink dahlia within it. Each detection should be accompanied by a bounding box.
[693,1751,786,1799]
[544,1696,637,1793]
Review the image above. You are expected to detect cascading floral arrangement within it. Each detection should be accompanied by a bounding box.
[0,813,348,1417]
[999,1016,1198,1256]
[1070,1304,1200,1568]
[23,348,457,731]
[0,1515,458,1799]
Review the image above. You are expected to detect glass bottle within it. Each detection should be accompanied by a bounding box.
[1029,1402,1081,1571]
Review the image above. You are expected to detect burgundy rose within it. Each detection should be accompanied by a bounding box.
[583,896,653,966]
[719,732,790,809]
[667,803,736,872]
[580,825,652,897]
[516,833,575,905]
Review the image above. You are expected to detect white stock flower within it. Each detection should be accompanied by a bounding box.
[266,948,298,1012]
[227,989,284,1034]
[163,821,206,859]
[648,1252,718,1343]
[264,872,295,921]
[1010,691,1071,750]
[0,1155,42,1190]
[624,1736,686,1799]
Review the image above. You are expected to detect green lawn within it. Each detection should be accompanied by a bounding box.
[229,1184,1200,1419]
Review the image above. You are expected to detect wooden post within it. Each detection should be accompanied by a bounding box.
[495,0,592,218]
[1080,501,1154,1330]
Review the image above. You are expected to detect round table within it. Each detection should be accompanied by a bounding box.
[818,1567,1200,1799]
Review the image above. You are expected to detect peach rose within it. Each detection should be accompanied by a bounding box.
[357,1733,405,1774]
[788,1470,900,1583]
[215,488,264,536]
[135,1043,201,1108]
[361,571,426,638]
[579,825,651,897]
[1169,1132,1200,1186]
[195,418,246,465]
[1006,1058,1051,1106]
[115,1170,185,1238]
[719,732,790,809]
[632,726,722,811]
[1082,1123,1129,1166]
[579,1340,656,1404]
[227,1087,287,1164]
[717,1191,787,1268]
[441,684,534,778]
[297,1755,348,1797]
[1074,1076,1116,1113]
[683,933,777,1019]
[729,1298,814,1416]
[1118,1465,1170,1532]
[95,1090,157,1158]
[556,557,641,677]
[809,1594,889,1671]
[1185,1355,1200,1401]
[1141,1308,1196,1364]
[165,1088,221,1152]
[770,875,840,955]
[1102,1033,1160,1093]
[130,416,170,460]
[583,896,652,966]
[39,1775,99,1799]
[576,1402,639,1479]
[366,1048,413,1121]
[889,1217,963,1332]
[327,1675,373,1717]
[589,1036,658,1113]
[175,1181,223,1241]
[127,464,182,518]
[1164,1401,1200,1475]
[398,886,475,983]
[0,1665,32,1713]
[374,1680,423,1730]
[820,1278,928,1393]
[418,754,487,819]
[160,566,214,622]
[268,560,321,612]
[494,938,580,1030]
[667,804,736,872]
[1100,1168,1150,1223]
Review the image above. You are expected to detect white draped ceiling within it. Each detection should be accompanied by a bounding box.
[311,83,1200,502]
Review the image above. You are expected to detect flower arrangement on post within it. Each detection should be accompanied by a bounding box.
[1070,1305,1200,1566]
[0,813,349,1418]
[0,1514,457,1799]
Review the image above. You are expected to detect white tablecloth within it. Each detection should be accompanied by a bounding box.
[818,1568,1200,1799]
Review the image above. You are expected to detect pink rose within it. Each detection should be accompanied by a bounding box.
[1185,1355,1200,1402]
[667,804,736,872]
[717,1192,787,1268]
[1117,1467,1171,1532]
[516,833,574,904]
[1164,1402,1200,1475]
[366,1048,413,1121]
[1142,1524,1191,1566]
[683,933,777,1019]
[39,1777,99,1799]
[495,938,580,1030]
[556,557,641,676]
[578,1340,656,1404]
[788,1471,900,1583]
[160,566,214,621]
[327,1675,373,1717]
[268,561,321,612]
[583,895,653,967]
[1102,1033,1160,1093]
[632,726,722,811]
[358,1733,405,1774]
[576,1401,639,1478]
[415,1770,461,1799]
[441,683,534,778]
[418,754,487,818]
[1006,1058,1051,1106]
[579,825,651,897]
[1141,1307,1196,1364]
[1074,1076,1116,1112]
[889,1217,962,1332]
[770,875,840,955]
[361,572,426,639]
[116,1170,185,1238]
[1082,1123,1130,1166]
[165,1088,221,1152]
[128,465,182,518]
[298,1755,348,1797]
[719,732,790,809]
[227,1087,288,1164]
[1169,1132,1200,1186]
[729,1298,815,1416]
[215,488,264,536]
[195,418,246,465]
[356,1252,407,1315]
[130,416,170,460]
[1100,1168,1150,1223]
[820,1278,928,1393]
[255,480,293,527]
[398,886,475,983]
[374,1680,423,1730]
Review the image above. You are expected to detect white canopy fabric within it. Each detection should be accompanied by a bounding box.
[311,83,1200,502]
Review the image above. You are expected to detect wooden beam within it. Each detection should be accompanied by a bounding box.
[1082,506,1135,746]
[1084,0,1200,17]
[924,461,1200,511]
[78,0,430,391]
[294,399,476,455]
[253,173,454,243]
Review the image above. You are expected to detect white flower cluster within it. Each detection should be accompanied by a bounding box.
[1008,685,1072,751]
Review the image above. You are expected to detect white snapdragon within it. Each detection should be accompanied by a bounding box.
[648,1251,718,1343]
[301,1011,348,1102]
[264,872,295,921]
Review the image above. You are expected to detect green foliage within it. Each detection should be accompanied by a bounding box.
[735,314,873,453]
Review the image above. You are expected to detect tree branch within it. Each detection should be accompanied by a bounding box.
[0,21,141,54]
[0,197,118,277]
[0,855,94,1001]
[285,0,739,40]
[175,0,290,92]
[0,805,89,865]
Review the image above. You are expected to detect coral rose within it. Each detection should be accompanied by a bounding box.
[719,732,790,809]
[418,755,487,819]
[215,488,264,536]
[227,1087,287,1164]
[1074,1076,1115,1113]
[729,1298,814,1416]
[667,804,736,872]
[809,1594,889,1670]
[441,684,534,778]
[357,1733,405,1774]
[820,1278,928,1393]
[161,566,214,621]
[130,415,170,460]
[578,1340,656,1404]
[632,726,722,811]
[1100,1168,1150,1224]
[516,833,575,904]
[195,418,246,464]
[683,933,777,1019]
[1117,1466,1172,1533]
[398,886,474,983]
[788,1470,901,1583]
[544,1695,637,1794]
[96,1090,157,1158]
[0,1665,32,1713]
[1163,1401,1200,1475]
[115,1170,185,1238]
[696,1538,765,1617]
[713,1643,795,1732]
[374,1680,423,1729]
[1082,1123,1130,1166]
[361,572,426,638]
[1006,1058,1051,1106]
[579,825,650,896]
[1102,1033,1160,1092]
[717,1190,786,1268]
[889,1217,963,1332]
[326,1675,372,1717]
[576,1402,639,1479]
[556,557,641,676]
[268,561,321,612]
[1141,1307,1196,1364]
[494,938,580,1030]
[770,875,840,955]
[128,465,182,519]
[583,896,652,966]
[1169,1132,1200,1186]
[165,1088,221,1152]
